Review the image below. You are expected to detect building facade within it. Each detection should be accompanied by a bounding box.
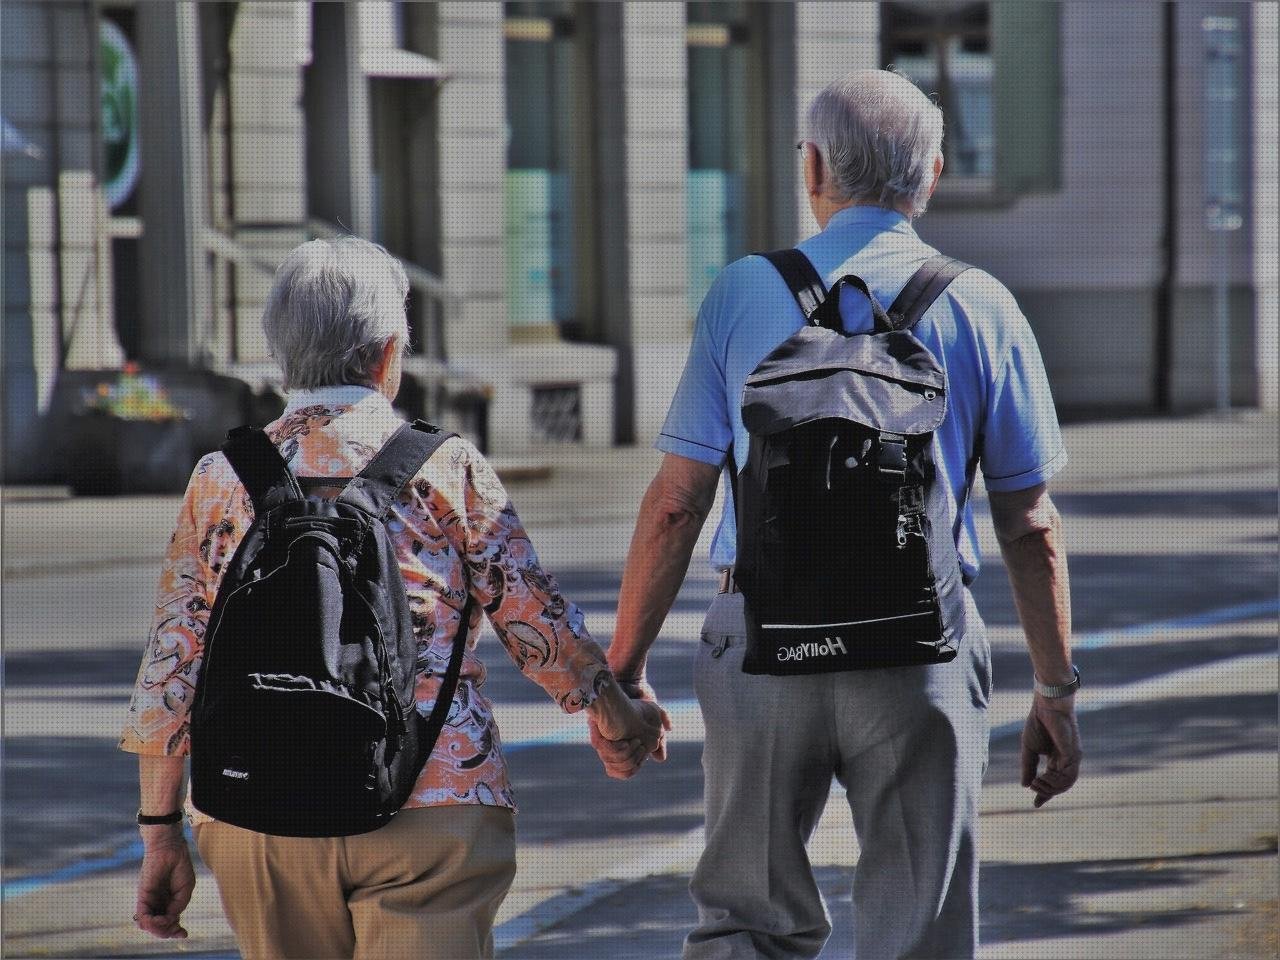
[3,1,1276,479]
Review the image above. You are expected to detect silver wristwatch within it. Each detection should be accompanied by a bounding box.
[1034,665,1081,698]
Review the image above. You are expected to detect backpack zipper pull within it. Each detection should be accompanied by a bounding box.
[896,514,909,548]
[711,634,731,658]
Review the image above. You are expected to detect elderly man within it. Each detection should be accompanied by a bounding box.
[598,70,1081,958]
[121,237,664,959]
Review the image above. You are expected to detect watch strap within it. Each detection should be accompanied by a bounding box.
[136,809,184,826]
[1034,665,1081,699]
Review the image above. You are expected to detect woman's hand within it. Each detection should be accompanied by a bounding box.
[134,825,196,939]
[587,678,671,779]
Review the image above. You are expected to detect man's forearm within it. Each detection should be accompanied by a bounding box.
[998,513,1074,686]
[609,484,710,680]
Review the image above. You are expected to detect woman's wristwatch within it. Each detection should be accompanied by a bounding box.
[136,809,184,826]
[1033,665,1081,699]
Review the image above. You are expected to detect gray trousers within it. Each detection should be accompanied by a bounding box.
[685,591,991,960]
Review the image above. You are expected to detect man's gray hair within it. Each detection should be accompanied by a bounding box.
[261,237,409,391]
[806,69,944,218]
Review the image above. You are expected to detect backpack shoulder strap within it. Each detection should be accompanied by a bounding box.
[758,248,827,322]
[339,420,457,517]
[886,255,972,331]
[222,426,304,514]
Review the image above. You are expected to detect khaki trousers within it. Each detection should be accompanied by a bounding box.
[195,805,516,960]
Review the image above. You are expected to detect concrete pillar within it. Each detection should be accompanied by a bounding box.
[436,2,507,364]
[59,171,123,369]
[792,4,879,240]
[227,1,307,363]
[1252,3,1278,410]
[136,1,212,365]
[622,1,689,444]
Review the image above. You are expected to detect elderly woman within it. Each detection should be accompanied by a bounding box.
[120,237,664,959]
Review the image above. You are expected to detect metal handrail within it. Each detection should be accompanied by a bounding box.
[201,223,461,364]
[199,224,489,436]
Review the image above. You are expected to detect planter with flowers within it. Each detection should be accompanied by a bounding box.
[68,364,196,495]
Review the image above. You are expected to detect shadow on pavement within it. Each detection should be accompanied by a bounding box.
[500,852,1274,959]
[987,693,1278,785]
[980,850,1271,942]
[503,742,704,846]
[1050,489,1278,518]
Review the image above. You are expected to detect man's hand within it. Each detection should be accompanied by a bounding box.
[588,680,671,780]
[614,677,670,761]
[1020,694,1082,808]
[134,826,195,939]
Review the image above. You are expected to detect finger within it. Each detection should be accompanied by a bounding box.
[593,732,645,762]
[652,733,668,763]
[622,739,648,765]
[1031,770,1076,797]
[137,912,186,939]
[1020,742,1039,788]
[604,758,642,780]
[592,735,637,761]
[659,707,673,732]
[597,741,646,771]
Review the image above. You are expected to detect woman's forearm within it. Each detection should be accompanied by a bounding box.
[139,755,187,816]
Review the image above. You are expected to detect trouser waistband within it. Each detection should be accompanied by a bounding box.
[717,568,740,594]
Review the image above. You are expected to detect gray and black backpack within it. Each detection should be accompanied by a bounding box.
[733,250,976,675]
[190,420,468,836]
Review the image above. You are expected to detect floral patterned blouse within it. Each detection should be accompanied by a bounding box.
[120,385,612,820]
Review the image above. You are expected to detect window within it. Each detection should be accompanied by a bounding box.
[503,2,593,338]
[882,2,993,184]
[686,2,768,313]
[881,1,1061,198]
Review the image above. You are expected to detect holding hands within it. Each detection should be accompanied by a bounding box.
[588,675,671,780]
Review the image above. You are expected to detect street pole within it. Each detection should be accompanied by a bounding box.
[1202,15,1244,416]
[1213,229,1231,413]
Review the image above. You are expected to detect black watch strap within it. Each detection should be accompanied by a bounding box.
[136,809,184,826]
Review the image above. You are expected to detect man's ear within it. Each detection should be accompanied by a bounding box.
[927,152,944,199]
[803,143,824,198]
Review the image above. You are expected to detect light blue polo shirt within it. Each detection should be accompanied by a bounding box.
[657,204,1067,581]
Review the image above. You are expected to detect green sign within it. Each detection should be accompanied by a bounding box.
[100,19,139,210]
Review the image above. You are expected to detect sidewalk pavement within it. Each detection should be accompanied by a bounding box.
[2,411,1276,958]
[5,410,1276,570]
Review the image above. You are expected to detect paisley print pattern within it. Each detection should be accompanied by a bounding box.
[120,386,611,819]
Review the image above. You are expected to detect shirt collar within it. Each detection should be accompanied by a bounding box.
[824,204,914,235]
[282,384,389,416]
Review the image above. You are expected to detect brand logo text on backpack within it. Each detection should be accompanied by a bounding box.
[776,635,848,662]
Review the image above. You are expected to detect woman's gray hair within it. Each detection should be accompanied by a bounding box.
[261,237,409,391]
[805,69,944,218]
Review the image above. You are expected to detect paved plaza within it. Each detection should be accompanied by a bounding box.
[2,413,1277,958]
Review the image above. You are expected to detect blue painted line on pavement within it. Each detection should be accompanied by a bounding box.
[2,840,144,901]
[1072,597,1278,650]
[5,596,1276,903]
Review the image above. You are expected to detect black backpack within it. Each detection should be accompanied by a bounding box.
[733,251,975,675]
[190,419,469,836]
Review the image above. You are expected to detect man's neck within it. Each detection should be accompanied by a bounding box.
[813,198,910,230]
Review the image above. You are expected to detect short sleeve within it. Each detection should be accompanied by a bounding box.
[655,287,733,467]
[980,308,1068,492]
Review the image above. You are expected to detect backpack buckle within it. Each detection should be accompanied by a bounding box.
[877,432,907,478]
